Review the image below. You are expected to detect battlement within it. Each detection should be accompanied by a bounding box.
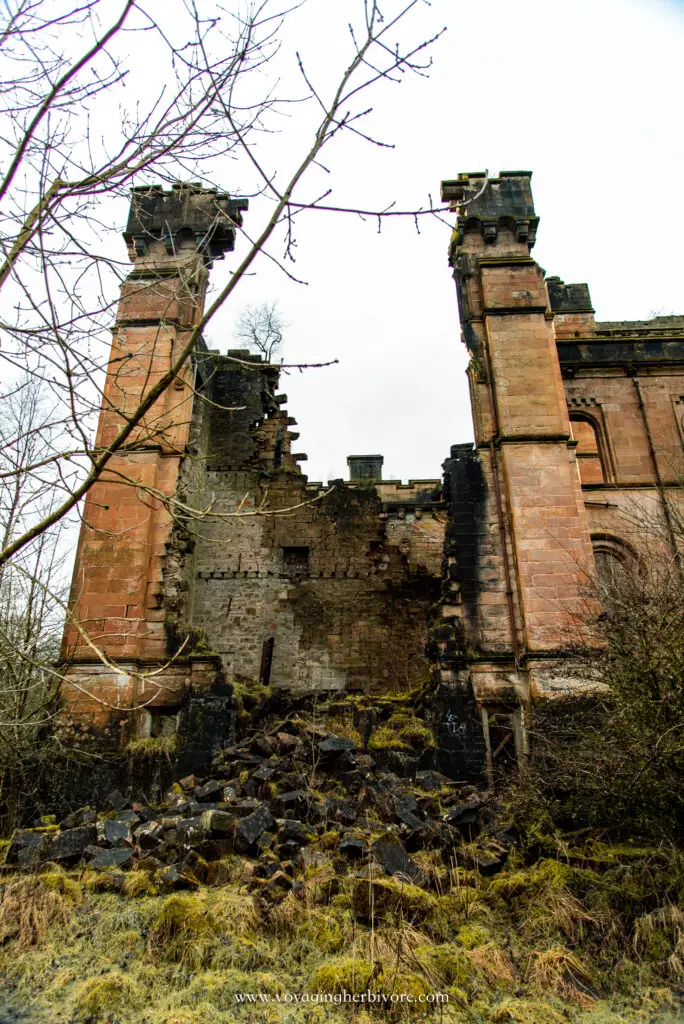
[442,171,539,251]
[124,183,248,262]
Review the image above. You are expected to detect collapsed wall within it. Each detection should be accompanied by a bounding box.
[167,348,445,695]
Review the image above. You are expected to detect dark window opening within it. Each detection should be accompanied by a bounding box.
[482,706,520,784]
[259,637,275,685]
[282,546,309,575]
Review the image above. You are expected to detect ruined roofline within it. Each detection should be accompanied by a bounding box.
[594,315,684,332]
[547,280,684,338]
[375,478,441,490]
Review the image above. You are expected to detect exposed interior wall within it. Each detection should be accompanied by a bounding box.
[182,354,444,693]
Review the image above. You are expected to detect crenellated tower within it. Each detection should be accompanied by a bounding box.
[437,172,600,745]
[61,184,247,742]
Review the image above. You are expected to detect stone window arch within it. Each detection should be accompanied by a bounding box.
[570,414,605,485]
[591,533,637,594]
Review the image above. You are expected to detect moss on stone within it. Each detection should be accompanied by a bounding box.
[127,735,179,757]
[368,713,436,751]
[351,876,438,922]
[309,957,374,994]
[74,971,141,1018]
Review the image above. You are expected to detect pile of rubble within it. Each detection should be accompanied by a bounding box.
[2,715,514,898]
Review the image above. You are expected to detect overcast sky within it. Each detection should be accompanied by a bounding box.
[181,0,684,484]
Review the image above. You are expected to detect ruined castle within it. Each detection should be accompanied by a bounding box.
[61,172,684,781]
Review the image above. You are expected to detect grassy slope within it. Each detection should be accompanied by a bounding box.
[0,838,682,1024]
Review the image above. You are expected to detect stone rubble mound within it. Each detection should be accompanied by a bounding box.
[2,714,514,899]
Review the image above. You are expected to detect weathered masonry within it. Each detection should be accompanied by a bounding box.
[61,173,684,775]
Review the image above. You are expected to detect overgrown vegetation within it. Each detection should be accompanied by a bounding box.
[508,529,684,842]
[1,840,682,1022]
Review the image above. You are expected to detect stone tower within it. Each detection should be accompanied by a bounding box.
[61,184,247,742]
[437,172,600,723]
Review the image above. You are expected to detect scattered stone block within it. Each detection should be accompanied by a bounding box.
[155,864,198,892]
[104,789,127,811]
[339,835,366,859]
[278,820,311,846]
[194,779,225,802]
[101,819,133,847]
[111,809,140,826]
[234,804,276,852]
[135,823,162,853]
[318,736,356,759]
[371,834,425,885]
[394,799,422,831]
[51,825,98,862]
[200,809,234,833]
[274,732,300,754]
[89,847,135,870]
[58,807,97,830]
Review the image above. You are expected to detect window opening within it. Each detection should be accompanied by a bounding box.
[570,416,604,485]
[282,546,309,576]
[259,637,275,686]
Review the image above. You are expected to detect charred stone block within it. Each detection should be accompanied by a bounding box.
[234,804,276,852]
[124,184,248,262]
[101,819,133,847]
[433,683,488,787]
[89,847,135,871]
[371,835,425,885]
[51,825,98,862]
[546,277,593,313]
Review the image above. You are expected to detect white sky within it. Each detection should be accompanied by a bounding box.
[151,0,684,484]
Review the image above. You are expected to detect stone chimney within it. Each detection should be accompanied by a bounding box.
[347,455,384,481]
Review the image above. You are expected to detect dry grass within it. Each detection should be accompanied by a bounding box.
[487,998,567,1024]
[124,870,159,897]
[0,874,80,949]
[634,905,684,980]
[0,840,682,1023]
[468,941,516,986]
[526,946,597,1007]
[147,893,219,969]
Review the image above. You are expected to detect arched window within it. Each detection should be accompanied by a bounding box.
[591,535,637,595]
[570,416,604,485]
